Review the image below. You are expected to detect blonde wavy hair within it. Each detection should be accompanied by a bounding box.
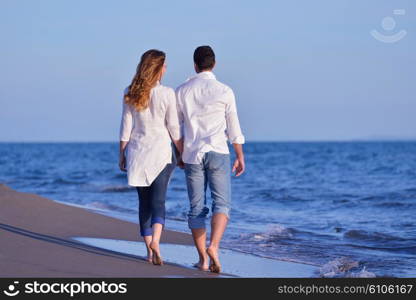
[124,49,166,111]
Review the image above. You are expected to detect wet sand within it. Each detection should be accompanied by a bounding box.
[0,184,209,277]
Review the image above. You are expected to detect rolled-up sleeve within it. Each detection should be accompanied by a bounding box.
[225,88,245,144]
[119,93,133,142]
[165,88,182,141]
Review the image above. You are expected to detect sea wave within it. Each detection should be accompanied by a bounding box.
[375,201,412,208]
[344,230,407,242]
[112,173,127,179]
[249,224,295,241]
[319,257,376,278]
[248,188,308,203]
[100,185,134,193]
[52,178,88,185]
[85,201,136,214]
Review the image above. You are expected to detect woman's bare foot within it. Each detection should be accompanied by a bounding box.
[146,252,153,263]
[206,247,221,273]
[150,241,163,266]
[144,246,153,263]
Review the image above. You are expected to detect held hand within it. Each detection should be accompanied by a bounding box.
[177,158,185,169]
[232,156,245,177]
[119,154,127,172]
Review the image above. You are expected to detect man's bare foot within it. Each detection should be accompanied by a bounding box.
[192,259,209,271]
[206,247,221,273]
[150,242,163,266]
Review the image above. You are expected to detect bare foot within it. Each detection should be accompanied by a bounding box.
[192,260,209,271]
[145,247,153,263]
[206,247,221,273]
[150,242,163,266]
[147,253,153,263]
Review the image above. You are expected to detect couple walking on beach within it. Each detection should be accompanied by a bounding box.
[118,46,245,273]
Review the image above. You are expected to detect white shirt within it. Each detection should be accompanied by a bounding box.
[175,71,245,164]
[119,82,181,186]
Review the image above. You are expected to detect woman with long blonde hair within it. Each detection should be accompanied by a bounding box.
[119,49,183,265]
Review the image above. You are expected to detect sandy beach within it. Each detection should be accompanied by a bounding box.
[0,183,319,278]
[0,183,211,277]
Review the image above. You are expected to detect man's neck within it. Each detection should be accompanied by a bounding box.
[196,69,213,74]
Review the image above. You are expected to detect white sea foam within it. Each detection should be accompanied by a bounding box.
[252,224,294,241]
[349,267,376,278]
[319,257,376,278]
[86,201,112,210]
[319,257,359,277]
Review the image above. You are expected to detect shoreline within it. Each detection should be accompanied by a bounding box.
[0,183,317,277]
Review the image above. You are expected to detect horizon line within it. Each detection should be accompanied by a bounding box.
[1,139,416,144]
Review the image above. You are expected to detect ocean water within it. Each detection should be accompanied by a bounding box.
[0,142,415,277]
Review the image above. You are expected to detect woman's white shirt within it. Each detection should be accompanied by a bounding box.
[119,82,181,187]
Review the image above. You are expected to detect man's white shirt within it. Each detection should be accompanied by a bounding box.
[175,71,245,164]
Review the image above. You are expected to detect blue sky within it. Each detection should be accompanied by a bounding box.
[0,0,414,142]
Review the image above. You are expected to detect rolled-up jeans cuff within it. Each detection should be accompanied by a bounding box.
[151,216,165,226]
[140,228,153,237]
[213,207,230,219]
[188,217,206,229]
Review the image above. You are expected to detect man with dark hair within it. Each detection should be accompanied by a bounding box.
[175,45,245,273]
[193,45,216,71]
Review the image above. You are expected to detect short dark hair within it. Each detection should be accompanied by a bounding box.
[193,46,215,71]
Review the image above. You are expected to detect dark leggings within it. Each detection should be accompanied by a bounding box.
[136,155,176,236]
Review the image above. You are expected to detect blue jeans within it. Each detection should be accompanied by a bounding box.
[184,151,231,229]
[136,152,176,236]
